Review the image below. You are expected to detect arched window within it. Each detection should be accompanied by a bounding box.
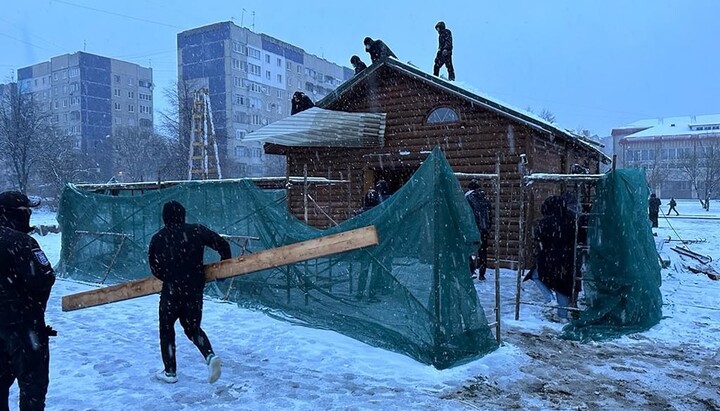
[426,107,460,124]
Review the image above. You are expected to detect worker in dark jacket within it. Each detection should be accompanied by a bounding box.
[148,201,231,384]
[648,193,661,228]
[290,91,314,115]
[0,191,56,411]
[350,55,368,75]
[363,37,397,64]
[433,21,455,81]
[532,195,577,321]
[465,180,491,280]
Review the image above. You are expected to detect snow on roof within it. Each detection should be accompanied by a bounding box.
[620,114,720,138]
[318,58,610,163]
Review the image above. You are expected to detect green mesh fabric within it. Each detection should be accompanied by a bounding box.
[57,147,497,368]
[562,169,663,341]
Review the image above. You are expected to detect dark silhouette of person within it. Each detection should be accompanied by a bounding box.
[0,191,56,411]
[649,193,661,227]
[363,37,397,64]
[433,21,455,81]
[667,197,679,216]
[350,55,368,75]
[290,91,314,115]
[374,179,390,203]
[532,195,577,321]
[465,180,491,280]
[148,201,231,384]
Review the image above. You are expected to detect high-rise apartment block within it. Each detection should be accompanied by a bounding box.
[17,52,153,178]
[177,21,353,177]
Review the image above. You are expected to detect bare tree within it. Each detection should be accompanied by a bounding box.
[111,126,174,182]
[157,80,197,180]
[0,83,54,194]
[677,139,720,209]
[538,108,556,124]
[35,131,99,197]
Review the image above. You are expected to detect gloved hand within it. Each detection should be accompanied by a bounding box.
[45,325,58,337]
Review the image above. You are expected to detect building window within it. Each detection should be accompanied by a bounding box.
[276,58,282,67]
[234,94,245,105]
[426,107,460,124]
[114,75,121,83]
[265,54,270,63]
[235,129,247,139]
[128,77,135,86]
[63,99,68,108]
[232,42,246,55]
[140,118,152,128]
[128,104,135,112]
[71,96,79,105]
[114,102,121,110]
[276,74,282,83]
[70,83,80,92]
[248,48,260,59]
[232,58,240,70]
[128,91,135,98]
[248,63,261,76]
[251,114,262,125]
[138,79,152,88]
[69,67,80,77]
[114,89,121,97]
[265,71,271,80]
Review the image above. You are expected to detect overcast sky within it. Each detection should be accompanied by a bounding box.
[3,0,719,136]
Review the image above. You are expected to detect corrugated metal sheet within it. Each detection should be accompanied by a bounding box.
[243,107,386,147]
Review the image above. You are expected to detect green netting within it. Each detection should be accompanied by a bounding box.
[57,147,497,368]
[562,169,663,341]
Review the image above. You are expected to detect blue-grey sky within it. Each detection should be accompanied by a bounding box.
[3,0,719,136]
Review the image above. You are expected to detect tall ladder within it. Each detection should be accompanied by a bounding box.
[188,88,222,180]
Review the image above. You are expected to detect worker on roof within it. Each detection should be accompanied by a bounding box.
[291,91,314,115]
[433,21,455,81]
[363,37,397,64]
[350,55,368,75]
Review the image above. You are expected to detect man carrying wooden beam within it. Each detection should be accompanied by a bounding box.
[148,201,231,384]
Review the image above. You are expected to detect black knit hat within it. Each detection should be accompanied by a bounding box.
[0,191,41,208]
[468,180,480,190]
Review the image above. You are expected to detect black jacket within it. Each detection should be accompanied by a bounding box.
[0,219,55,327]
[534,196,577,297]
[438,28,453,54]
[465,189,491,232]
[366,39,397,64]
[291,92,315,115]
[148,201,231,295]
[649,196,661,214]
[354,60,368,74]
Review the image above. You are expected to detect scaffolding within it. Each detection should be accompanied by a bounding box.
[513,165,605,321]
[188,88,222,180]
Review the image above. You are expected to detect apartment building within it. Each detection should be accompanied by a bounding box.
[17,52,153,179]
[613,114,720,198]
[177,21,353,177]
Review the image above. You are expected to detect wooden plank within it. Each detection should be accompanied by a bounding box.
[62,225,379,312]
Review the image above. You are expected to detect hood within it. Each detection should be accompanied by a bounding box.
[0,190,39,233]
[435,21,446,30]
[162,201,186,227]
[541,195,565,217]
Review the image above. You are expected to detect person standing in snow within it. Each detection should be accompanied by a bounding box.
[433,21,455,81]
[363,37,397,64]
[532,195,577,322]
[374,179,390,203]
[0,191,56,411]
[465,180,491,280]
[290,91,314,115]
[648,193,661,228]
[148,201,231,384]
[667,197,679,216]
[350,55,368,75]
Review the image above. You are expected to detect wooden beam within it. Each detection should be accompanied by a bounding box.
[62,225,379,312]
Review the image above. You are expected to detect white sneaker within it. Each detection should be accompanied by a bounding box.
[156,370,178,384]
[207,354,222,384]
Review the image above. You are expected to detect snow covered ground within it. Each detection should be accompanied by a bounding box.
[9,199,720,410]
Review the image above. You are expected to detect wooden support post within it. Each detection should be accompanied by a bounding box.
[62,226,379,312]
[493,157,502,344]
[303,164,309,223]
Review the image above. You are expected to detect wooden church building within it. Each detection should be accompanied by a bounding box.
[246,58,610,267]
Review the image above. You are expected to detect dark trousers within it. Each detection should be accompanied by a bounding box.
[469,230,489,278]
[0,325,50,411]
[433,51,455,80]
[667,206,679,216]
[649,212,659,227]
[159,291,213,374]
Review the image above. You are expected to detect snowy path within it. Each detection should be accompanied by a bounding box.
[7,201,720,410]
